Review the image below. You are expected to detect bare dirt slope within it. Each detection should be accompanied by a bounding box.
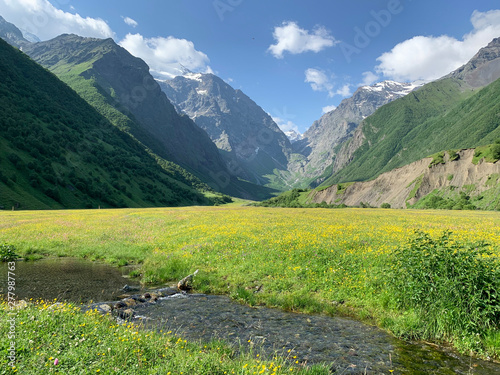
[310,149,500,208]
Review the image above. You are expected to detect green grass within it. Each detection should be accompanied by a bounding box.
[335,182,354,195]
[0,207,499,362]
[256,189,346,208]
[428,151,445,168]
[473,142,500,164]
[386,231,499,353]
[406,174,424,205]
[1,301,329,374]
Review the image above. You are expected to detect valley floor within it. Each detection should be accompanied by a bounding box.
[1,206,499,372]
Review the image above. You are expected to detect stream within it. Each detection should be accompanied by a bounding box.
[1,258,499,374]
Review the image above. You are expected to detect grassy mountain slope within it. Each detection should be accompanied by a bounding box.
[324,76,500,185]
[21,34,276,200]
[323,38,500,186]
[0,38,220,209]
[263,144,500,211]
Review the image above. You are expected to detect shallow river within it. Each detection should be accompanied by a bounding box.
[1,258,499,374]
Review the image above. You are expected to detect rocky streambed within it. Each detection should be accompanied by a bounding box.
[3,258,500,374]
[89,288,500,374]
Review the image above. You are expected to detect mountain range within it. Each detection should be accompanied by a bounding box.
[0,37,223,209]
[159,72,292,186]
[322,37,500,187]
[290,80,421,186]
[0,16,277,201]
[0,13,499,210]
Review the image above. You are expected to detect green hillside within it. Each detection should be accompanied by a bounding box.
[323,76,500,185]
[21,34,276,201]
[0,38,224,209]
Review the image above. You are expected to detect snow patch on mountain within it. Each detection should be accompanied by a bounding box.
[285,130,303,143]
[183,72,203,82]
[361,80,422,95]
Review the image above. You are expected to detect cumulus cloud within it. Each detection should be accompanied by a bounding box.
[123,16,138,28]
[0,0,114,40]
[119,33,212,80]
[322,105,337,114]
[335,84,352,98]
[268,21,337,58]
[305,68,334,96]
[376,9,500,81]
[305,68,352,98]
[360,71,379,86]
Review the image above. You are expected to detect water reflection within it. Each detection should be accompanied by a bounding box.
[0,257,140,303]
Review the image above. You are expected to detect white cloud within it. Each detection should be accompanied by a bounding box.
[0,0,114,40]
[322,105,337,114]
[305,68,352,98]
[119,33,212,80]
[123,16,138,28]
[268,21,337,58]
[335,84,352,97]
[376,9,500,82]
[305,68,334,97]
[361,71,379,86]
[272,116,300,133]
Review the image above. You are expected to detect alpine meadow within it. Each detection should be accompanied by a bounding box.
[1,1,500,374]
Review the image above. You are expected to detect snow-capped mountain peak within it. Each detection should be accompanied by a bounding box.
[360,80,422,95]
[284,130,303,143]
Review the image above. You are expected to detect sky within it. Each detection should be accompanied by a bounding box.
[1,0,500,134]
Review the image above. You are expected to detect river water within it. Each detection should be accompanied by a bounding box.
[1,258,499,374]
[0,257,141,302]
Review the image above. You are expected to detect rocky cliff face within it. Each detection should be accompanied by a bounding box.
[445,37,500,88]
[291,81,420,185]
[310,149,500,209]
[0,15,29,48]
[159,73,292,186]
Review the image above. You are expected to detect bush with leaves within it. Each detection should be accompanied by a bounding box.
[388,231,500,341]
[0,244,19,262]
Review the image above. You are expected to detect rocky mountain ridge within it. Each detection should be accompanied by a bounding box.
[445,37,500,88]
[0,15,29,48]
[290,80,421,185]
[322,37,500,187]
[159,72,293,186]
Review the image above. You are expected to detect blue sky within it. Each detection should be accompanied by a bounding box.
[1,1,500,133]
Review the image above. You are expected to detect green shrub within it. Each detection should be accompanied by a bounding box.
[492,143,500,161]
[388,231,500,340]
[0,244,19,262]
[429,151,445,167]
[448,150,460,161]
[381,203,391,209]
